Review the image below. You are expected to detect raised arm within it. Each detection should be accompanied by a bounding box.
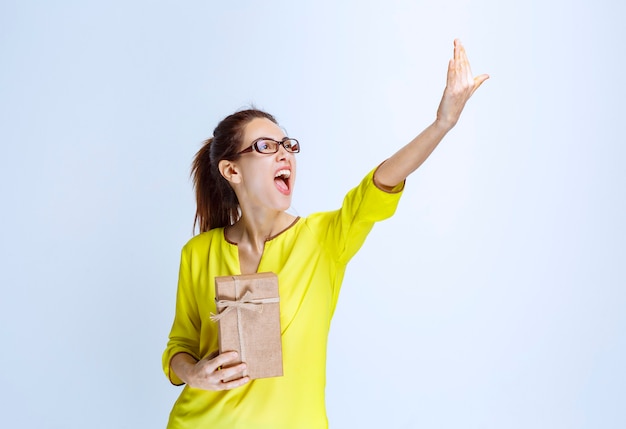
[375,39,489,189]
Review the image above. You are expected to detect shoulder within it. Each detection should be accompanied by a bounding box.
[302,210,337,229]
[181,228,224,254]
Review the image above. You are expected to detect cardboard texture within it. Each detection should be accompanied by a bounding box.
[213,272,283,380]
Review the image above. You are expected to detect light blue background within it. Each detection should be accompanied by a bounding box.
[1,1,624,428]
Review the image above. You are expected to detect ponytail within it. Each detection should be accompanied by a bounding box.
[192,138,239,233]
[191,109,278,234]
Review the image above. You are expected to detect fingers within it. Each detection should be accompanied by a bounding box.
[217,374,250,390]
[209,351,248,385]
[454,39,471,78]
[454,38,461,62]
[191,351,250,391]
[452,40,471,85]
[450,39,488,93]
[447,58,455,88]
[210,367,249,391]
[210,351,241,369]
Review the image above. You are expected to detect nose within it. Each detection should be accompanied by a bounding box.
[275,142,290,160]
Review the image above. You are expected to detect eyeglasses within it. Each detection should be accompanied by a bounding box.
[238,137,300,155]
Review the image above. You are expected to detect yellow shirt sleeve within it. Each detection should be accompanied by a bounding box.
[308,165,404,265]
[162,243,202,385]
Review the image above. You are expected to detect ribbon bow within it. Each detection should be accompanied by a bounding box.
[210,291,279,322]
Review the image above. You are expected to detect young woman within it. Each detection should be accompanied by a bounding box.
[163,39,488,428]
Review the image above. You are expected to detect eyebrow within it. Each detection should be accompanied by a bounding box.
[254,136,289,141]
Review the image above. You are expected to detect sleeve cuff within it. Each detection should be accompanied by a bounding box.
[373,162,405,194]
[163,348,199,386]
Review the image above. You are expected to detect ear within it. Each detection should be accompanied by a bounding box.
[218,159,242,184]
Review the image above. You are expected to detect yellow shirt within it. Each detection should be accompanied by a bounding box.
[163,168,403,429]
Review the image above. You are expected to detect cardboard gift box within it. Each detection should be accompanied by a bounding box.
[212,272,283,380]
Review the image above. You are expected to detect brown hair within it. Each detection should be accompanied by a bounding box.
[191,108,278,233]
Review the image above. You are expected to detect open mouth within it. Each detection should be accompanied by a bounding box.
[274,169,291,195]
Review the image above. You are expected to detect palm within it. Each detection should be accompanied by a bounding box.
[436,39,489,129]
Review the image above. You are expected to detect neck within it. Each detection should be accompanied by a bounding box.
[228,210,295,251]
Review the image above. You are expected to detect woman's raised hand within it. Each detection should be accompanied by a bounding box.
[373,39,489,188]
[436,39,489,130]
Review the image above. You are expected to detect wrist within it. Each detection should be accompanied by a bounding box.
[171,352,197,385]
[432,118,454,135]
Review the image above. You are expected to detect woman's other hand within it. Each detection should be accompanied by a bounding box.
[171,351,250,391]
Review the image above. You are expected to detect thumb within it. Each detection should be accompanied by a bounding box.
[471,73,490,95]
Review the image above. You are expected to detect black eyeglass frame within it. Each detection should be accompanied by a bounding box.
[238,137,300,155]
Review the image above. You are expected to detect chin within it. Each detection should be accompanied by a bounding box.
[276,195,293,212]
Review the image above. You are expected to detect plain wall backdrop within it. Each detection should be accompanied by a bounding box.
[1,1,624,428]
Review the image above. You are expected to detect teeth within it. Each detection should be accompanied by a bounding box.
[275,169,291,179]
